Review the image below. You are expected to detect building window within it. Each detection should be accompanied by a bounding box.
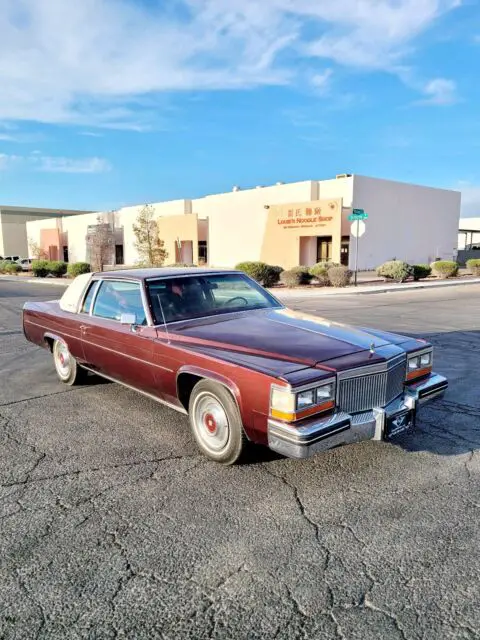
[198,241,208,264]
[115,244,124,265]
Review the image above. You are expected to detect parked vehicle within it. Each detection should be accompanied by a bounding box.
[17,258,34,271]
[22,268,448,464]
[3,255,20,262]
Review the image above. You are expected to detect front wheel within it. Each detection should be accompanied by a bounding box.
[188,379,247,464]
[52,340,88,386]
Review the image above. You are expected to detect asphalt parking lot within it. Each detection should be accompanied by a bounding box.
[1,280,479,640]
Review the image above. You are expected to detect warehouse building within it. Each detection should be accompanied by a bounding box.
[26,175,461,271]
[0,205,91,260]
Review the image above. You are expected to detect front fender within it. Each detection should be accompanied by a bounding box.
[176,364,244,417]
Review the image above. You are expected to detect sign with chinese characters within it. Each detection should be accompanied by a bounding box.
[277,201,338,229]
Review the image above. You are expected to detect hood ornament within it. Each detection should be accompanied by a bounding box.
[370,342,376,354]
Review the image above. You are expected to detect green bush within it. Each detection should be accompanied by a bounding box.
[290,265,313,285]
[411,264,432,281]
[165,263,198,268]
[309,261,340,285]
[235,261,283,287]
[263,265,283,287]
[431,260,458,279]
[47,261,67,277]
[0,261,21,274]
[31,260,51,278]
[328,266,352,287]
[376,260,411,283]
[280,269,303,287]
[67,262,91,278]
[466,258,480,276]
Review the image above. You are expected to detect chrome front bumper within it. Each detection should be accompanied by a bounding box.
[268,373,447,459]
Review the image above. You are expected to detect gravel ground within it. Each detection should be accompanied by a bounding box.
[1,281,479,640]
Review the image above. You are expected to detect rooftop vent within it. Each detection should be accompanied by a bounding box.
[255,185,264,189]
[276,181,285,185]
[336,173,352,179]
[232,186,241,192]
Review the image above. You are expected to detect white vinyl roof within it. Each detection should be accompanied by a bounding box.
[59,273,92,313]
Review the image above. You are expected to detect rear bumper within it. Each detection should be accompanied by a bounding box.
[267,373,447,459]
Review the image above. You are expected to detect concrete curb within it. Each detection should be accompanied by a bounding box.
[270,277,480,298]
[0,277,68,286]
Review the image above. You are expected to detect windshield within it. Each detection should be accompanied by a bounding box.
[146,273,282,324]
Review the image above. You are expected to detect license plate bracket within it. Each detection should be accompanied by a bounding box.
[384,409,415,440]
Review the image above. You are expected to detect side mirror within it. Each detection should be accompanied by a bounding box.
[120,312,136,325]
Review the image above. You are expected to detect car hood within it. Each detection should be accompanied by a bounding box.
[169,308,411,369]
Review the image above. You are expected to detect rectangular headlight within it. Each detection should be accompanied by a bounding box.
[271,380,336,422]
[407,349,433,381]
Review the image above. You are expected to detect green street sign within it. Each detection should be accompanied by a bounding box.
[348,212,368,221]
[352,208,365,215]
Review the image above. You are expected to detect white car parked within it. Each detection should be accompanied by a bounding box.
[17,258,34,271]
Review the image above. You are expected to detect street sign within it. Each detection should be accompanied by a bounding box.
[352,208,364,215]
[348,212,368,221]
[351,220,366,237]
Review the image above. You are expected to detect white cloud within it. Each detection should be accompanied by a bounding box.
[310,68,333,91]
[0,0,460,128]
[420,78,457,105]
[0,153,111,173]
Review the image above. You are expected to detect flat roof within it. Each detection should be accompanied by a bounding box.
[98,267,237,280]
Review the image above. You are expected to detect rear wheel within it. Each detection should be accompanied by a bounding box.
[52,340,88,386]
[188,379,247,464]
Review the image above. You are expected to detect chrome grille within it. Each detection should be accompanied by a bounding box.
[338,357,406,414]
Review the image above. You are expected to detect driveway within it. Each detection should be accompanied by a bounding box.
[1,281,479,639]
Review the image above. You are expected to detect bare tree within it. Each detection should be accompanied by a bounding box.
[86,215,115,272]
[132,204,168,266]
[28,238,47,260]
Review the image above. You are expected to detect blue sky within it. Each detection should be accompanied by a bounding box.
[0,0,479,216]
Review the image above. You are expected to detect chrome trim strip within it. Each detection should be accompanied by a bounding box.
[337,353,406,380]
[24,319,173,372]
[80,367,187,415]
[24,319,80,343]
[81,338,173,372]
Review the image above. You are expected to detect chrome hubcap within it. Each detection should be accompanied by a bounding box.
[54,342,71,379]
[193,392,229,453]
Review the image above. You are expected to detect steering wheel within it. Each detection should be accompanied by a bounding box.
[223,296,249,307]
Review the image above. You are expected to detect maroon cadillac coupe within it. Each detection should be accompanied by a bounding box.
[23,268,447,464]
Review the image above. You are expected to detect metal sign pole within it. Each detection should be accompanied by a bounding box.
[354,219,359,286]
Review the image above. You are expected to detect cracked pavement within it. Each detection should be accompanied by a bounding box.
[1,281,479,639]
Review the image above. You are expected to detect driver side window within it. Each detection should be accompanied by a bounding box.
[92,280,147,324]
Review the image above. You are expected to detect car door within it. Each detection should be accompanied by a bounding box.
[80,278,159,395]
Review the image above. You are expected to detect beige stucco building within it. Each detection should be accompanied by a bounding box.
[0,205,91,259]
[26,175,461,271]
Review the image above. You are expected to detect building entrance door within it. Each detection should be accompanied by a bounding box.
[340,236,350,266]
[317,236,332,262]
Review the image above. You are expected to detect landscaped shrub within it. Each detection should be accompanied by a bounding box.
[263,265,283,287]
[235,262,283,287]
[0,261,21,274]
[165,263,198,268]
[327,266,352,287]
[430,260,458,278]
[47,261,67,277]
[235,261,269,283]
[411,264,432,281]
[376,260,411,283]
[309,261,340,285]
[67,262,91,278]
[466,258,480,276]
[280,269,304,287]
[290,265,313,285]
[31,260,50,278]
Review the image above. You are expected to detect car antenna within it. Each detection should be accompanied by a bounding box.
[155,293,171,344]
